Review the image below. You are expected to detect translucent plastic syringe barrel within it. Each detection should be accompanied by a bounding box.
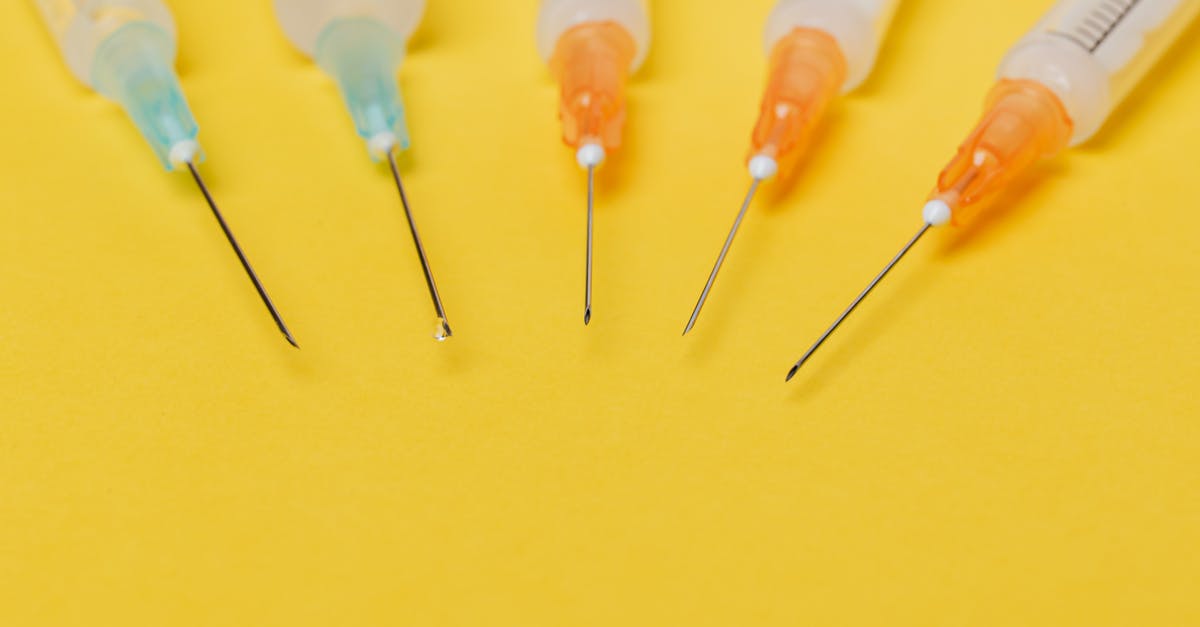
[32,0,200,168]
[925,0,1200,226]
[536,0,651,161]
[748,0,901,179]
[537,0,651,70]
[274,0,426,158]
[765,0,901,91]
[1000,0,1200,144]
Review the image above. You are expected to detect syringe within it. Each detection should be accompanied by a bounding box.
[33,0,298,347]
[683,0,903,335]
[274,0,454,341]
[537,0,651,325]
[787,0,1200,381]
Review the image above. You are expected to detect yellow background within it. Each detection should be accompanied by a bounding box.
[2,0,1199,624]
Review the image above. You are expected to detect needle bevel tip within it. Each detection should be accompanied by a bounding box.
[786,365,800,382]
[434,318,453,342]
[584,308,592,326]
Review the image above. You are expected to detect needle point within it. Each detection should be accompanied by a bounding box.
[786,365,800,382]
[434,318,452,342]
[185,162,297,349]
[387,150,454,340]
[584,163,596,330]
[785,222,933,380]
[683,179,762,335]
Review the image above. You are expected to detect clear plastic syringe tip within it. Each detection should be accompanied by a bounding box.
[550,22,636,155]
[929,79,1073,225]
[316,17,412,160]
[748,27,847,181]
[91,22,201,170]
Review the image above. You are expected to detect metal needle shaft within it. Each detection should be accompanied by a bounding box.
[584,164,595,326]
[387,150,453,341]
[683,178,762,335]
[186,162,298,348]
[786,222,933,381]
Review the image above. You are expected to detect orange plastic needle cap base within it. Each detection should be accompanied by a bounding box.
[931,79,1074,225]
[749,28,848,179]
[550,22,637,153]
